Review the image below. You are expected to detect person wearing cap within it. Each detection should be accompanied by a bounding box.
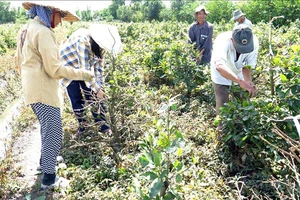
[232,9,253,29]
[14,2,93,189]
[210,24,258,130]
[188,5,213,65]
[60,24,123,137]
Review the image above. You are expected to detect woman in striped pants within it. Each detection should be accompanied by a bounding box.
[15,2,93,188]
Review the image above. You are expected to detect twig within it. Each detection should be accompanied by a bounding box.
[268,115,300,138]
[259,135,300,163]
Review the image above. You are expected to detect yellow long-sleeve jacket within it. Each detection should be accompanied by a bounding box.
[14,18,92,108]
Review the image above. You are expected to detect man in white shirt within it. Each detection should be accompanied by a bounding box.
[232,10,253,29]
[210,24,258,128]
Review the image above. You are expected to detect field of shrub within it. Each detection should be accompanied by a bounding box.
[0,18,299,199]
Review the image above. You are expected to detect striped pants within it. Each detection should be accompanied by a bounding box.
[31,103,62,175]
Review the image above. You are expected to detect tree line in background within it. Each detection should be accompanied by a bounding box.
[0,0,299,26]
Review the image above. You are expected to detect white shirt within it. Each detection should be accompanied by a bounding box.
[210,31,259,86]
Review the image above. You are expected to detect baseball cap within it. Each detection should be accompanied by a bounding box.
[232,24,254,54]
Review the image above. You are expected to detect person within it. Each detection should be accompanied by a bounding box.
[232,9,253,29]
[59,24,123,137]
[14,2,93,189]
[210,24,258,130]
[188,5,213,65]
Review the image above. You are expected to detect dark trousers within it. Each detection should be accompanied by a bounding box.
[66,80,110,132]
[213,82,247,130]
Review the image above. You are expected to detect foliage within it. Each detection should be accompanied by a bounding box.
[76,7,93,22]
[236,0,300,27]
[143,0,164,22]
[217,21,300,198]
[93,8,114,22]
[0,16,299,199]
[109,0,126,19]
[0,1,17,24]
[0,31,22,113]
[205,0,235,24]
[135,97,185,199]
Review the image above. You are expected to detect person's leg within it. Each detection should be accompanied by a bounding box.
[31,105,44,170]
[95,103,110,132]
[213,82,229,131]
[66,81,86,133]
[31,103,62,185]
[213,82,229,115]
[80,82,110,132]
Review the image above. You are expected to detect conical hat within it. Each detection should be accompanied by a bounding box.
[89,24,123,56]
[22,1,80,22]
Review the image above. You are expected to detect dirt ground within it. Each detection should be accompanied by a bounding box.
[9,123,61,200]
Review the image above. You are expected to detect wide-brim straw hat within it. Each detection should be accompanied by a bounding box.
[89,24,123,56]
[194,5,209,15]
[22,1,80,22]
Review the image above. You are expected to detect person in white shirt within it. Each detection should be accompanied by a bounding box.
[232,10,253,29]
[210,24,258,129]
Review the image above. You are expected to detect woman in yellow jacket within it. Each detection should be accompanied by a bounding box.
[14,2,93,189]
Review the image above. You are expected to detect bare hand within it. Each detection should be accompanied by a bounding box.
[196,49,205,63]
[96,89,105,99]
[238,80,257,98]
[250,84,257,98]
[246,81,257,98]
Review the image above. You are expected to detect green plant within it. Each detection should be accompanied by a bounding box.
[135,96,185,199]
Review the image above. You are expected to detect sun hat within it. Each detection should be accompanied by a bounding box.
[231,10,245,21]
[22,1,79,22]
[89,24,123,56]
[194,5,209,15]
[232,24,254,54]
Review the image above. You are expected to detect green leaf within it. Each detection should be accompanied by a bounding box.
[242,135,248,141]
[175,174,182,183]
[223,134,233,142]
[177,148,183,157]
[35,196,46,200]
[176,162,183,171]
[165,146,176,153]
[139,156,149,167]
[158,133,171,148]
[145,152,153,163]
[174,130,183,139]
[279,73,288,82]
[25,194,31,200]
[160,170,168,179]
[164,191,176,200]
[242,115,249,121]
[150,179,163,199]
[153,151,162,167]
[142,172,158,180]
[170,104,177,111]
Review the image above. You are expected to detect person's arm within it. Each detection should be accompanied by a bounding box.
[38,31,92,81]
[216,62,255,96]
[92,58,105,99]
[76,37,101,94]
[14,26,27,76]
[243,37,259,91]
[242,67,253,85]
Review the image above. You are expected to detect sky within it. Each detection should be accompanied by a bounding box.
[9,1,115,12]
[9,1,171,12]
